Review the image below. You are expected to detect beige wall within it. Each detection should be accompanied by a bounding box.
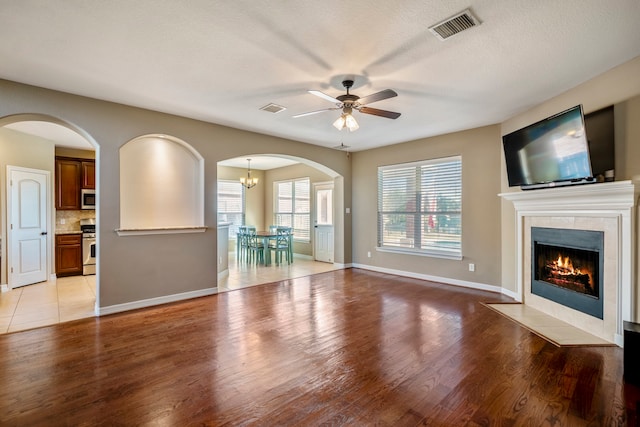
[500,56,640,295]
[0,128,56,284]
[0,79,352,309]
[615,95,640,181]
[352,125,503,287]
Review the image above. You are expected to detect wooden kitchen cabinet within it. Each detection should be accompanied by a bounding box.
[55,157,95,209]
[55,234,83,277]
[81,160,95,189]
[55,158,81,210]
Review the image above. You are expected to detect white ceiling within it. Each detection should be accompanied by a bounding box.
[4,121,93,149]
[218,156,299,170]
[1,1,639,153]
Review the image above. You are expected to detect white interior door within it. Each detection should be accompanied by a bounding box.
[8,167,49,288]
[314,182,334,263]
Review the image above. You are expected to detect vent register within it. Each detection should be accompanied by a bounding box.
[259,103,286,113]
[429,9,480,40]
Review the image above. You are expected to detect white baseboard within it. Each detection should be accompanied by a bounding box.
[351,263,504,295]
[500,287,520,301]
[615,333,624,347]
[99,287,217,316]
[218,269,229,281]
[0,284,8,293]
[294,253,313,260]
[333,262,352,269]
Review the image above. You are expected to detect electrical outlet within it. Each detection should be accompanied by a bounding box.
[468,263,475,272]
[367,251,372,258]
[60,219,66,225]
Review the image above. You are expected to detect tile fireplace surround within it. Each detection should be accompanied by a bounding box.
[501,180,639,346]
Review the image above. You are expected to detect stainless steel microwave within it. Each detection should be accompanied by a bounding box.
[81,189,96,209]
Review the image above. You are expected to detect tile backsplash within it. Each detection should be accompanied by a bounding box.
[56,210,96,232]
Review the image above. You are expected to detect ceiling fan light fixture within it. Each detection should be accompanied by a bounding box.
[297,79,399,130]
[345,113,359,131]
[333,114,346,130]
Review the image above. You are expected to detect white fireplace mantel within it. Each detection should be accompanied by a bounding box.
[500,179,639,345]
[500,180,639,212]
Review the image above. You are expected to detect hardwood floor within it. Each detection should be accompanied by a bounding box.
[0,268,637,426]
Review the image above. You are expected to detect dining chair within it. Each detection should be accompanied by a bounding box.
[267,225,279,246]
[236,227,247,262]
[246,229,264,264]
[268,227,292,265]
[236,226,256,263]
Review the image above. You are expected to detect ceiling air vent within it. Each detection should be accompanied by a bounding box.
[259,103,286,113]
[429,9,480,41]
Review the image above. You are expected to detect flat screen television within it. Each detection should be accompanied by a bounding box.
[503,105,595,189]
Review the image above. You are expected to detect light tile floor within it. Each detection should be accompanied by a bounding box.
[218,253,342,292]
[0,275,96,334]
[0,255,342,334]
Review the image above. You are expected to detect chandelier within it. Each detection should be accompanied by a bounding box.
[240,159,258,189]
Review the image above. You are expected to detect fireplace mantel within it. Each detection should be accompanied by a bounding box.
[500,180,639,212]
[500,179,639,346]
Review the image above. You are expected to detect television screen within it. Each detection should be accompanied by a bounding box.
[503,105,593,188]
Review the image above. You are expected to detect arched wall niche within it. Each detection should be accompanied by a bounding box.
[119,134,205,235]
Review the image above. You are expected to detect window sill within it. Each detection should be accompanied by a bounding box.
[115,226,208,236]
[376,246,462,260]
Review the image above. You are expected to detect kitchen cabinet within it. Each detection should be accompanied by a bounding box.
[55,234,83,277]
[55,158,81,210]
[55,157,95,209]
[81,160,95,189]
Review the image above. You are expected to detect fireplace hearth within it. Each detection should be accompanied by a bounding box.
[531,227,604,319]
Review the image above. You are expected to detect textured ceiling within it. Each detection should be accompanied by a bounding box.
[1,0,639,152]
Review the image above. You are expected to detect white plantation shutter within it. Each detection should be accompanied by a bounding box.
[217,180,245,236]
[275,178,310,241]
[377,156,462,259]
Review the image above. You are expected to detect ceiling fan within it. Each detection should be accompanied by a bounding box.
[293,79,401,131]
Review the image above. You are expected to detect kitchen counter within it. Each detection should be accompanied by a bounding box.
[55,230,83,235]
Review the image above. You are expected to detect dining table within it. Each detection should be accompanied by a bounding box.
[237,230,293,266]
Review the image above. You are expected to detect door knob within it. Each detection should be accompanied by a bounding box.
[40,231,48,236]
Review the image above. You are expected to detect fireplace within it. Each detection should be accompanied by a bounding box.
[531,227,604,319]
[501,180,638,345]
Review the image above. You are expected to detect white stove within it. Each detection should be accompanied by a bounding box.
[80,218,96,275]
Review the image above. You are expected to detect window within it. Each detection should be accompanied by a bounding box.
[217,180,244,237]
[274,178,310,241]
[378,156,462,259]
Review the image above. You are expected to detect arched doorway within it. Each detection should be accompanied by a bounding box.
[0,114,100,333]
[216,154,344,291]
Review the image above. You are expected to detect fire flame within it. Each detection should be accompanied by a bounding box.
[554,254,582,275]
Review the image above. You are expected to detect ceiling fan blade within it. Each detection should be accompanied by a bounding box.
[359,106,401,119]
[308,90,342,104]
[357,89,398,105]
[292,107,339,118]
